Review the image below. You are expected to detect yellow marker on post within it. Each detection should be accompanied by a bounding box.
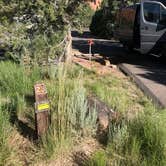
[34,83,50,138]
[37,102,50,111]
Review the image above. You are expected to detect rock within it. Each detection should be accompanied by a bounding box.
[104,59,111,67]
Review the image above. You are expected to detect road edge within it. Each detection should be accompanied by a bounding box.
[118,63,165,109]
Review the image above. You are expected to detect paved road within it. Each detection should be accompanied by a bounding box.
[72,31,166,108]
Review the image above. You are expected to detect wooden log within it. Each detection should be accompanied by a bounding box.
[34,83,50,138]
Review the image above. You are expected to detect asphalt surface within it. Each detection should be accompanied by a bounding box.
[72,31,166,108]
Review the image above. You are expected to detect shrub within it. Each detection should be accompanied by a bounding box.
[0,1,94,62]
[90,0,140,39]
[90,9,113,38]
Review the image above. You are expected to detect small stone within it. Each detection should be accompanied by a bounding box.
[105,60,111,67]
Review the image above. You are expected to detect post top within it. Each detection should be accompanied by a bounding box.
[34,83,47,95]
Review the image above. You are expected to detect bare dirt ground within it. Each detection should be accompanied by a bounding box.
[38,137,101,166]
[72,49,125,79]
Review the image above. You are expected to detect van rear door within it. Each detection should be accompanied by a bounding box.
[140,0,166,54]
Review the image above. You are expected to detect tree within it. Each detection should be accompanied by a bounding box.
[90,0,140,38]
[0,0,93,62]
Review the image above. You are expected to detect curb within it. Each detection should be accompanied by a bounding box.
[118,63,165,109]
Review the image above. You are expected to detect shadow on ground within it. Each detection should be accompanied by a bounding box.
[4,95,37,140]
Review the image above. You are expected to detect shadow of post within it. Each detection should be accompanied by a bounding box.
[4,95,37,141]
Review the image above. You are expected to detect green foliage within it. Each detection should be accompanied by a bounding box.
[0,101,22,165]
[72,3,94,31]
[0,105,11,165]
[85,73,147,113]
[107,112,166,166]
[90,0,140,38]
[90,8,113,38]
[0,61,41,97]
[0,61,41,120]
[82,67,166,166]
[0,61,98,163]
[1,60,166,165]
[0,0,94,62]
[88,150,107,166]
[41,64,97,159]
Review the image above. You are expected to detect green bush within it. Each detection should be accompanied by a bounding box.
[0,1,94,62]
[72,3,94,31]
[90,9,113,38]
[90,0,140,38]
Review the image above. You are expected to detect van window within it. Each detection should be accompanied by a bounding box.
[160,6,166,25]
[144,3,160,23]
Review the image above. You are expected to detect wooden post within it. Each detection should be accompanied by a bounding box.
[34,83,50,138]
[88,39,94,66]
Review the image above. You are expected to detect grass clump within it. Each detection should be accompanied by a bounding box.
[40,64,97,159]
[88,111,166,166]
[72,65,166,166]
[83,70,152,114]
[88,150,107,166]
[0,61,41,118]
[0,62,98,164]
[107,111,166,166]
[0,61,41,97]
[0,101,22,166]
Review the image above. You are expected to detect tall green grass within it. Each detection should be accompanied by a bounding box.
[0,62,97,162]
[84,72,151,113]
[2,61,165,165]
[83,68,166,165]
[41,64,97,159]
[88,111,166,166]
[0,61,41,164]
[0,61,41,118]
[0,61,41,97]
[107,111,166,166]
[0,100,21,165]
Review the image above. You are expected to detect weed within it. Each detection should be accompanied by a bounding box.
[88,150,107,166]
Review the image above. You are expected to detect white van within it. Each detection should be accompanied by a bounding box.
[114,0,166,57]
